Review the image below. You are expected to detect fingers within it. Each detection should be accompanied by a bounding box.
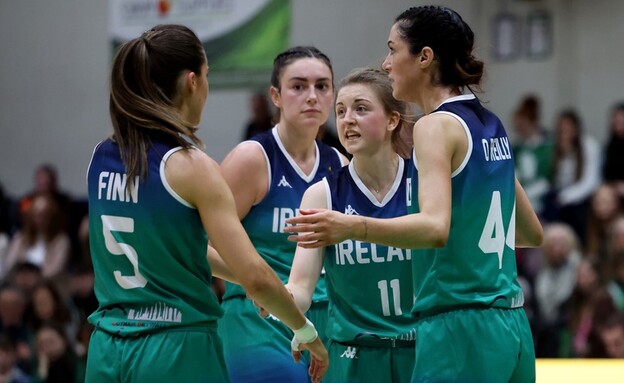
[309,358,327,383]
[291,349,302,363]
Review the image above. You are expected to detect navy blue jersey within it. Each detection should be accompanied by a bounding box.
[223,127,346,301]
[323,158,415,343]
[407,94,522,315]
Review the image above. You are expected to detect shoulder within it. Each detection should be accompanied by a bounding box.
[301,180,329,209]
[221,140,268,172]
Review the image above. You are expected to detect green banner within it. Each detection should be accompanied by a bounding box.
[109,0,290,89]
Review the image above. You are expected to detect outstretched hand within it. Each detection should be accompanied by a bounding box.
[292,337,328,383]
[284,208,359,248]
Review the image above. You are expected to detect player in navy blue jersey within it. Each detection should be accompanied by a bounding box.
[85,25,327,383]
[218,46,348,383]
[286,68,416,383]
[285,6,543,383]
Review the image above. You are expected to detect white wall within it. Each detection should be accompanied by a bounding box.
[1,0,623,198]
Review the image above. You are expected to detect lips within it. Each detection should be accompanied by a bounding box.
[345,131,360,140]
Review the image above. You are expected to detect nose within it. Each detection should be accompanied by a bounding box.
[342,108,356,124]
[306,85,318,103]
[382,54,391,73]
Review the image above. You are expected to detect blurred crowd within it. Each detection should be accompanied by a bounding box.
[0,95,623,382]
[513,96,624,359]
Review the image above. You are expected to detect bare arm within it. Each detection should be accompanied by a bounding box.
[286,182,327,313]
[515,178,544,247]
[166,149,306,329]
[219,141,268,219]
[206,245,236,283]
[166,148,327,381]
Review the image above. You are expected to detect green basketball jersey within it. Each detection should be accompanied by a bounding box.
[407,95,524,315]
[87,138,222,336]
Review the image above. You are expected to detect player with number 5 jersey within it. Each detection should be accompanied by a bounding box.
[85,25,328,383]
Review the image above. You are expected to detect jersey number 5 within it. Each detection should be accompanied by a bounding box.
[102,215,148,289]
[478,191,515,269]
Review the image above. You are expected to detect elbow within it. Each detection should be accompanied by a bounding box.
[238,267,276,299]
[528,226,544,247]
[427,221,449,248]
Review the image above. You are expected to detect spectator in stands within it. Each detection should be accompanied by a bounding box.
[241,91,274,140]
[598,312,624,359]
[533,223,581,357]
[27,281,79,347]
[548,109,602,245]
[33,324,83,383]
[566,259,617,357]
[603,102,624,202]
[0,336,31,383]
[5,263,43,298]
[3,195,70,281]
[511,95,553,218]
[585,183,622,261]
[605,216,624,310]
[17,165,71,229]
[0,285,32,373]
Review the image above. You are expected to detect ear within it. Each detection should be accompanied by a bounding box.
[269,86,281,108]
[418,46,435,69]
[387,111,401,132]
[184,71,197,93]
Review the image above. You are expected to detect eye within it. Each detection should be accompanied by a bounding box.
[356,105,368,112]
[316,83,330,91]
[335,107,345,116]
[292,84,303,91]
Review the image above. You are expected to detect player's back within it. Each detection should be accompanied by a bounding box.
[87,137,222,336]
[408,94,522,315]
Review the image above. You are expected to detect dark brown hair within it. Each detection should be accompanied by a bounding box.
[270,46,334,90]
[394,6,484,92]
[109,24,206,184]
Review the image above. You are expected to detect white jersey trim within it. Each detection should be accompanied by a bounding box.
[160,146,194,208]
[349,155,404,207]
[86,140,105,186]
[412,111,473,179]
[322,177,332,211]
[272,127,320,183]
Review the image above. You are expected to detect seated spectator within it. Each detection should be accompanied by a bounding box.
[565,259,617,358]
[3,195,70,281]
[534,223,581,357]
[241,91,274,140]
[33,325,83,383]
[585,183,623,261]
[511,95,553,218]
[603,102,624,202]
[27,281,80,351]
[6,263,43,298]
[598,312,624,359]
[0,286,32,373]
[0,183,13,273]
[605,216,624,310]
[547,110,602,245]
[0,336,31,383]
[16,165,71,231]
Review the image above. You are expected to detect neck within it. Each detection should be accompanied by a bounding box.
[353,148,399,197]
[276,123,318,162]
[415,84,462,115]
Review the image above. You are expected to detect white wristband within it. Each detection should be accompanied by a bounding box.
[291,318,318,351]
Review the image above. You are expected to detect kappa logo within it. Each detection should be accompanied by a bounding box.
[340,346,358,359]
[344,205,359,215]
[277,175,292,188]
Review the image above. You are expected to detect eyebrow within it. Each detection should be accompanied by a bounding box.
[288,77,331,83]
